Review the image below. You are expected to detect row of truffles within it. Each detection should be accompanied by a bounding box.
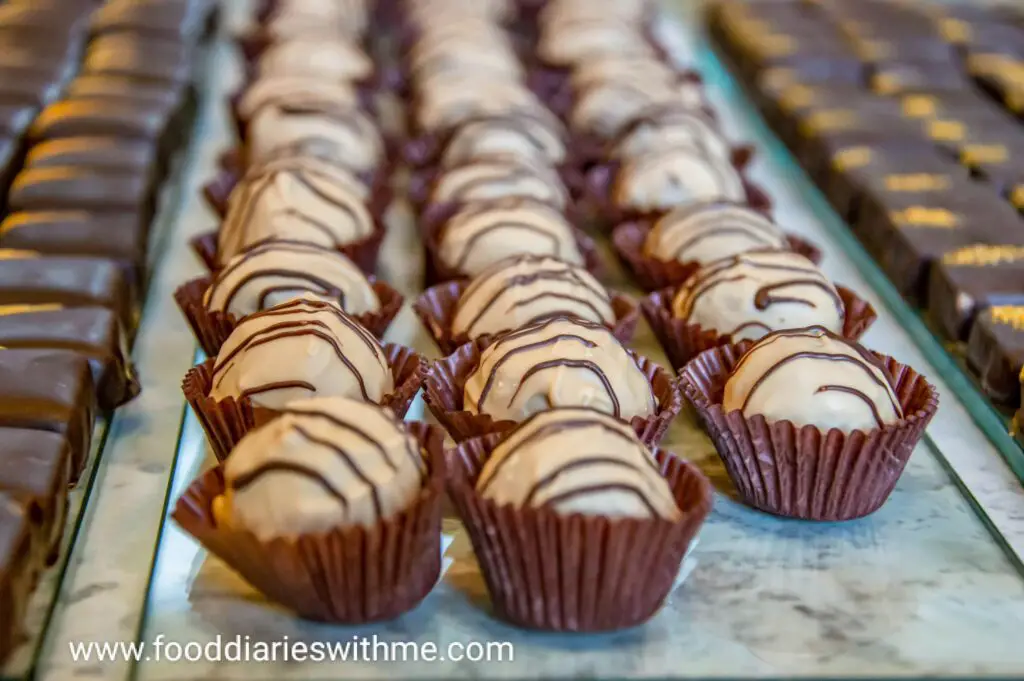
[399,0,590,281]
[532,0,747,220]
[0,0,216,667]
[182,0,397,350]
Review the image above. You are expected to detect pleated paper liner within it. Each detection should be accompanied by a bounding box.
[202,147,394,222]
[643,285,877,372]
[421,339,682,446]
[190,225,387,277]
[446,431,712,632]
[678,342,939,521]
[611,220,823,292]
[182,343,425,462]
[412,279,640,355]
[174,276,405,357]
[578,156,773,233]
[418,201,605,286]
[173,421,446,624]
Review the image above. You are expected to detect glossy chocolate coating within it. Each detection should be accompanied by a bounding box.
[25,137,158,174]
[8,166,152,213]
[476,407,680,520]
[65,76,184,109]
[966,306,1024,405]
[0,253,132,331]
[927,245,1024,342]
[31,98,174,143]
[0,428,72,560]
[0,493,34,666]
[0,349,97,479]
[90,0,214,41]
[0,305,137,410]
[0,212,146,291]
[83,34,192,86]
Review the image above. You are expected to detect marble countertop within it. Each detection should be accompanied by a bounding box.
[12,1,1024,680]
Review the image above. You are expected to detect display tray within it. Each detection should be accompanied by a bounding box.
[23,2,1024,681]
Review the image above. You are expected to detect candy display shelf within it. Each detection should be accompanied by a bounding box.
[16,2,1024,681]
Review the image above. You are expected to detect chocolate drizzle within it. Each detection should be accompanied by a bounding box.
[616,144,743,208]
[211,300,387,402]
[512,358,621,417]
[647,201,783,260]
[433,155,566,206]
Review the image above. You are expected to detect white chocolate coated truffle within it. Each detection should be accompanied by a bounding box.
[204,241,379,319]
[217,397,425,541]
[538,20,655,66]
[209,295,393,409]
[441,113,567,167]
[237,76,360,124]
[451,255,614,339]
[571,79,704,141]
[218,158,374,264]
[672,251,844,340]
[644,201,787,265]
[430,155,568,208]
[464,316,656,422]
[257,38,373,82]
[723,326,904,432]
[475,408,680,520]
[438,199,583,277]
[613,146,746,213]
[247,100,382,172]
[613,106,729,162]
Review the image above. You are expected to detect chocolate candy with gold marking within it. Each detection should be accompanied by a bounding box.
[215,396,426,541]
[723,326,904,433]
[928,245,1024,341]
[463,316,655,423]
[966,306,1024,405]
[476,407,680,520]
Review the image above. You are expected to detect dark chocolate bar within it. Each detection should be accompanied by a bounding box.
[0,212,147,290]
[967,305,1024,405]
[0,349,96,479]
[0,306,138,409]
[8,166,153,213]
[869,61,971,95]
[82,34,192,86]
[0,253,133,331]
[928,245,1024,341]
[30,97,175,143]
[65,76,184,109]
[0,493,34,666]
[89,0,214,42]
[0,428,71,561]
[25,137,158,174]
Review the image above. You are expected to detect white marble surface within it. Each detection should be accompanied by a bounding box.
[21,1,1024,680]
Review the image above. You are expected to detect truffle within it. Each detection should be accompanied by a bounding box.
[208,295,393,409]
[723,326,904,432]
[236,76,359,124]
[247,98,382,173]
[613,145,746,213]
[204,240,380,319]
[440,113,567,168]
[464,316,655,422]
[218,157,373,264]
[613,105,729,162]
[644,201,787,265]
[476,407,680,520]
[570,78,704,142]
[672,251,843,340]
[451,255,614,340]
[214,396,426,541]
[416,81,544,135]
[437,198,583,277]
[430,155,568,208]
[538,20,657,67]
[256,38,373,82]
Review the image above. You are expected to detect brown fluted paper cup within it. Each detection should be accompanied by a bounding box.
[678,342,939,521]
[173,422,445,623]
[182,343,425,461]
[412,280,640,355]
[611,221,823,292]
[446,432,712,632]
[190,222,387,276]
[421,340,682,446]
[175,276,405,357]
[643,285,877,372]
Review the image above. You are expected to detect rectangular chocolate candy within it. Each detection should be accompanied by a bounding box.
[0,212,147,292]
[25,137,158,175]
[0,428,72,561]
[8,166,154,214]
[966,305,1024,405]
[0,493,34,666]
[0,349,96,480]
[928,245,1024,341]
[0,253,134,335]
[0,305,138,409]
